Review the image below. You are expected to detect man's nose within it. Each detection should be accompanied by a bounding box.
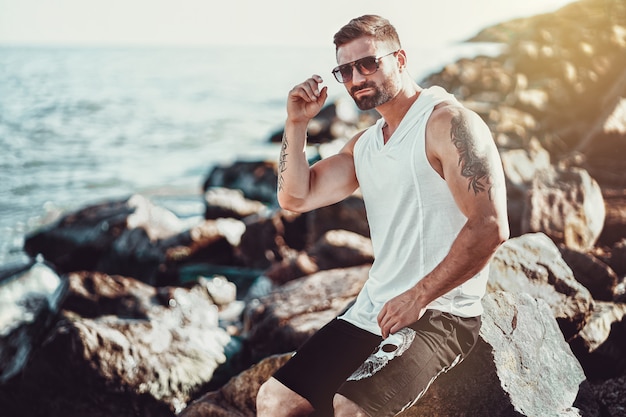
[351,66,367,84]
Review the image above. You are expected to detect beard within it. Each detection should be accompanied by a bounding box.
[350,78,397,110]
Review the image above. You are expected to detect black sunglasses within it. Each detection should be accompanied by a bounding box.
[331,51,398,83]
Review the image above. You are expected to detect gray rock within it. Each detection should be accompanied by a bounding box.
[488,233,593,340]
[404,291,589,417]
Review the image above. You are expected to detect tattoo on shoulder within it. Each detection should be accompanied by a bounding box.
[278,133,288,191]
[450,113,493,199]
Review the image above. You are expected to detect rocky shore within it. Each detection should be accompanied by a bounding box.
[1,0,626,415]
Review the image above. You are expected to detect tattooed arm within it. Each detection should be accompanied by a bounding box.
[278,75,360,213]
[377,104,509,338]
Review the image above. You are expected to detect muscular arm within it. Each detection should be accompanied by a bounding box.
[377,105,509,338]
[277,75,360,213]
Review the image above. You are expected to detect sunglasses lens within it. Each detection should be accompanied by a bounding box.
[357,57,378,75]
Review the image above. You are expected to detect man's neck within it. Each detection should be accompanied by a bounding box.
[378,81,423,141]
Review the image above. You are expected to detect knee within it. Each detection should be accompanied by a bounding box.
[256,379,279,410]
[333,394,368,417]
[257,377,313,417]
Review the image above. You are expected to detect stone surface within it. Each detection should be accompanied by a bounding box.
[0,260,67,383]
[521,167,606,251]
[244,265,369,361]
[488,233,593,340]
[403,291,588,417]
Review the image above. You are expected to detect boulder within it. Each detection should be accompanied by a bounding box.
[403,291,589,417]
[264,229,374,284]
[488,233,593,340]
[569,301,626,380]
[24,194,246,285]
[0,260,67,383]
[559,245,622,301]
[204,187,268,220]
[590,374,626,417]
[521,167,606,251]
[244,265,369,361]
[203,160,278,205]
[0,271,231,417]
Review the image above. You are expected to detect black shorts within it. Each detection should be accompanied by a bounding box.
[272,309,481,417]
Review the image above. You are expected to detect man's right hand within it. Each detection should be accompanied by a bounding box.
[287,75,328,124]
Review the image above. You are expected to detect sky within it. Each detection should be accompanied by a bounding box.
[0,0,576,48]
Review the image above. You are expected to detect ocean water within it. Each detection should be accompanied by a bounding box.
[0,43,502,266]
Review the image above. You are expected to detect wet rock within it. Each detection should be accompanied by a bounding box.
[244,265,369,361]
[0,260,67,383]
[488,233,593,340]
[521,167,606,251]
[0,271,231,417]
[403,291,589,417]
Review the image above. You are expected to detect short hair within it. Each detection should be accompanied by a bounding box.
[333,15,401,51]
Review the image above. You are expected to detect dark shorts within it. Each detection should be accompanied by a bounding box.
[272,309,481,417]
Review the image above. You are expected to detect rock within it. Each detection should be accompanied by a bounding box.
[203,160,278,205]
[0,271,232,417]
[403,291,589,417]
[235,211,289,270]
[499,138,552,237]
[488,233,593,340]
[521,167,606,251]
[264,229,374,284]
[0,260,67,383]
[590,374,626,417]
[559,245,622,301]
[180,353,291,417]
[569,301,626,380]
[24,194,247,285]
[244,265,369,361]
[204,187,268,220]
[611,238,626,277]
[304,194,369,246]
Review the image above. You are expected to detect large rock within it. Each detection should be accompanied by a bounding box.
[0,260,67,383]
[521,167,606,251]
[203,160,278,205]
[403,291,589,417]
[0,271,231,417]
[244,265,369,361]
[569,301,626,380]
[23,194,244,285]
[559,245,622,301]
[488,233,593,340]
[264,229,374,284]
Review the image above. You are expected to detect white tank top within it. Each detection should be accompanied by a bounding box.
[338,86,489,335]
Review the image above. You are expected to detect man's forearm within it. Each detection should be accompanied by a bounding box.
[414,215,507,307]
[277,120,312,210]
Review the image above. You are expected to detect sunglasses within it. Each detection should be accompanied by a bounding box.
[331,51,398,83]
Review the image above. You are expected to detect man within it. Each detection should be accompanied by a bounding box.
[257,14,509,417]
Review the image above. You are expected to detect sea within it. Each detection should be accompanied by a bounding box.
[0,43,502,267]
